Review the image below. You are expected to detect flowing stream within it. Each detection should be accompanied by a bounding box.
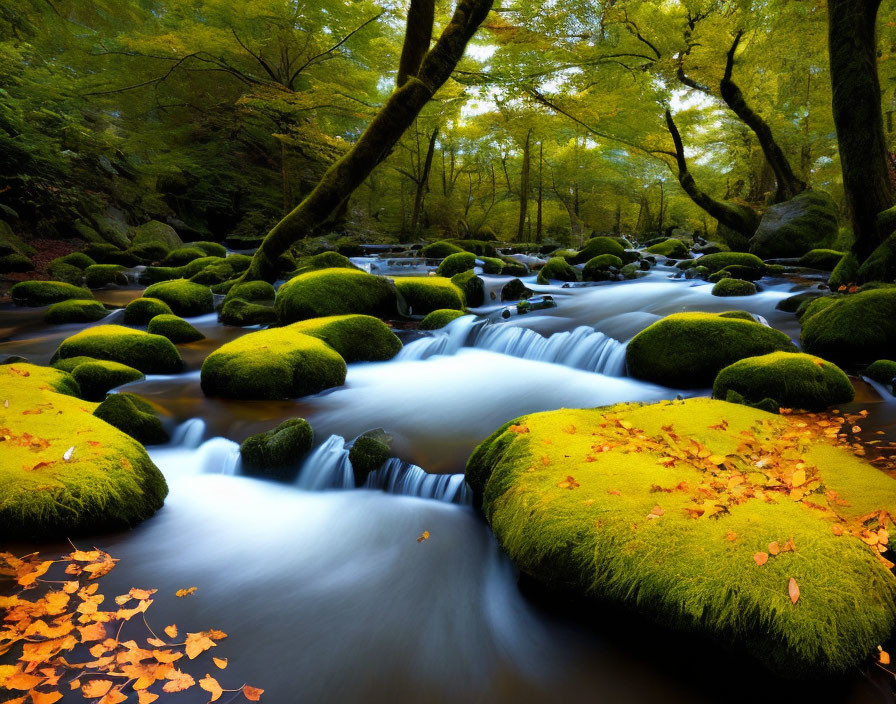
[2,257,892,703]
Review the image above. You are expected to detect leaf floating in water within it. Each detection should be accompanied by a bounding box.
[63,446,74,462]
[788,577,800,604]
[212,657,228,670]
[416,531,430,543]
[243,685,265,701]
[175,587,197,598]
[199,674,224,702]
[164,624,178,639]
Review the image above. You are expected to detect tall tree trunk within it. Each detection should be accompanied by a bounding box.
[657,182,665,231]
[517,129,532,241]
[536,141,544,243]
[244,0,494,281]
[280,141,292,215]
[718,31,806,203]
[411,126,438,234]
[664,109,760,241]
[828,0,894,260]
[397,0,435,88]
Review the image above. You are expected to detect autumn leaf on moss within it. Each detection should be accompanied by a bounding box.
[788,577,800,604]
[754,552,768,566]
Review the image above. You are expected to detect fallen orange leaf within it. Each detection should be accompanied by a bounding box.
[754,552,768,567]
[199,674,224,702]
[164,624,178,639]
[175,587,197,598]
[243,685,264,701]
[789,577,800,604]
[81,678,114,698]
[213,657,228,670]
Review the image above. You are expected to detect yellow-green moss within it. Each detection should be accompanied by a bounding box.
[240,418,313,480]
[570,236,626,264]
[147,314,204,344]
[84,264,127,289]
[10,281,95,307]
[0,363,80,397]
[275,268,397,323]
[123,297,173,325]
[867,360,896,386]
[421,241,465,258]
[290,315,401,362]
[393,276,465,315]
[466,398,896,674]
[436,252,477,277]
[801,289,896,365]
[44,299,109,325]
[713,352,854,411]
[420,309,467,330]
[53,325,183,374]
[537,257,579,284]
[712,278,758,297]
[93,393,169,446]
[646,238,689,258]
[70,359,145,401]
[200,327,346,400]
[142,279,214,317]
[0,371,167,539]
[626,312,797,387]
[451,271,484,307]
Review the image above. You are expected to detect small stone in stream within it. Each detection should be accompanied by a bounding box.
[349,429,392,485]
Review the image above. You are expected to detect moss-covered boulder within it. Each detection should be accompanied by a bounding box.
[436,252,477,277]
[421,241,464,258]
[797,295,838,322]
[708,264,763,283]
[275,269,396,323]
[349,429,392,484]
[161,246,207,267]
[571,236,626,264]
[866,359,896,386]
[537,257,579,284]
[829,251,860,289]
[292,251,358,276]
[626,312,797,387]
[290,314,401,362]
[777,292,822,314]
[801,289,896,364]
[84,264,127,289]
[0,370,167,539]
[11,281,94,307]
[856,234,896,284]
[583,254,624,281]
[225,280,276,304]
[142,279,214,317]
[69,359,145,401]
[799,249,844,271]
[499,257,529,277]
[147,314,204,343]
[420,309,466,330]
[1,362,80,397]
[123,297,173,325]
[44,299,109,325]
[449,239,498,257]
[750,191,839,259]
[53,325,183,374]
[0,253,34,273]
[240,418,314,481]
[219,298,278,327]
[466,397,896,674]
[696,252,766,276]
[51,252,96,270]
[478,256,506,274]
[200,327,347,400]
[646,238,689,258]
[712,278,757,297]
[132,220,183,252]
[93,393,169,445]
[190,241,227,258]
[712,352,854,411]
[451,271,484,307]
[48,260,86,286]
[501,278,533,302]
[128,242,168,263]
[394,276,464,315]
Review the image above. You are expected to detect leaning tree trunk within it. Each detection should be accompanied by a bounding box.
[410,126,439,234]
[516,129,532,241]
[719,31,806,203]
[243,0,494,281]
[664,109,760,241]
[828,0,894,261]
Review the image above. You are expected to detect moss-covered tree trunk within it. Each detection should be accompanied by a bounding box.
[243,0,494,281]
[665,109,760,241]
[828,0,894,261]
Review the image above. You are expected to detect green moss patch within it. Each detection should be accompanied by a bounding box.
[712,278,757,297]
[451,271,484,307]
[0,363,80,397]
[53,325,183,375]
[93,393,169,445]
[866,360,896,386]
[142,279,214,317]
[147,314,204,343]
[537,257,579,284]
[44,299,109,325]
[420,309,466,330]
[393,276,465,315]
[275,268,397,323]
[436,252,477,277]
[11,281,94,307]
[290,314,401,362]
[349,429,392,484]
[571,236,626,264]
[421,241,465,258]
[123,297,173,325]
[466,398,896,674]
[69,359,145,401]
[240,418,313,481]
[646,238,689,258]
[200,327,346,400]
[798,249,844,271]
[627,312,797,387]
[0,371,167,539]
[219,298,277,327]
[801,289,896,365]
[713,352,854,411]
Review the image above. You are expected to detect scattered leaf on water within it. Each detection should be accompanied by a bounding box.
[416,531,430,543]
[175,587,197,598]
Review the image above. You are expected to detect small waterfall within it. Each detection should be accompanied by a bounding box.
[295,435,355,490]
[170,418,207,448]
[363,458,471,505]
[398,317,627,376]
[294,435,470,503]
[100,308,125,325]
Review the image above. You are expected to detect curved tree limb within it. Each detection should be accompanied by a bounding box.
[397,0,436,87]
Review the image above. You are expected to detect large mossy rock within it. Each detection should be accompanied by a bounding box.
[537,257,579,284]
[436,252,477,277]
[123,297,173,325]
[856,233,896,284]
[349,429,392,484]
[450,271,484,307]
[646,238,689,258]
[393,276,464,314]
[798,249,844,271]
[421,241,464,258]
[147,314,204,343]
[70,359,145,401]
[44,299,109,325]
[240,418,314,481]
[0,253,34,273]
[292,251,358,276]
[290,314,401,362]
[53,325,183,374]
[93,393,169,445]
[570,236,626,264]
[219,298,278,327]
[0,365,167,539]
[142,279,214,317]
[749,191,838,259]
[131,220,183,252]
[711,278,757,297]
[583,254,623,281]
[466,398,896,674]
[626,312,797,387]
[801,289,896,365]
[200,327,347,400]
[713,352,854,411]
[693,252,765,276]
[10,281,94,307]
[275,268,397,324]
[84,264,127,289]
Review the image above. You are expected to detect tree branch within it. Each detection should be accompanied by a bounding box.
[289,11,385,88]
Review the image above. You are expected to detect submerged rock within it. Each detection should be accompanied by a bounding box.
[466,397,896,674]
[626,312,797,387]
[290,314,401,362]
[0,364,167,539]
[53,325,183,374]
[750,191,839,259]
[200,327,346,400]
[712,352,854,411]
[394,276,464,315]
[451,271,484,307]
[500,278,533,302]
[240,418,314,481]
